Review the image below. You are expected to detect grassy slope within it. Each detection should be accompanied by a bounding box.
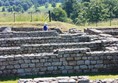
[0,20,117,32]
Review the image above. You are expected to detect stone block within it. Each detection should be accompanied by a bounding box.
[67,57,74,61]
[0,66,5,70]
[58,79,68,83]
[62,70,68,74]
[29,64,35,68]
[17,69,25,74]
[75,57,82,60]
[64,54,70,57]
[52,62,62,66]
[69,79,76,83]
[80,65,88,69]
[24,60,31,63]
[90,61,96,65]
[95,64,103,68]
[68,61,76,66]
[82,57,87,60]
[77,61,85,65]
[47,67,54,71]
[18,60,24,64]
[14,65,21,69]
[78,79,89,83]
[65,66,73,70]
[21,64,28,68]
[44,63,51,66]
[85,60,90,65]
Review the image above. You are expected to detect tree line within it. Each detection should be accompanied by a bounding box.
[52,0,118,25]
[0,0,63,12]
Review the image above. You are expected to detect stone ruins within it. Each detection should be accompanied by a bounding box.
[18,76,118,83]
[0,27,118,82]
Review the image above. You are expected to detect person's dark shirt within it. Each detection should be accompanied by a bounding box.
[43,25,48,31]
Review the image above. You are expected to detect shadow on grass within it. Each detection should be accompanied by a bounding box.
[0,72,118,81]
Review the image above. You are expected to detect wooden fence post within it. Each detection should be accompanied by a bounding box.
[30,12,32,22]
[49,11,52,22]
[13,13,15,22]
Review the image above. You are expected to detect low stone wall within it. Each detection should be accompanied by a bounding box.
[22,41,102,54]
[84,28,118,37]
[103,31,118,36]
[0,30,59,38]
[96,27,118,31]
[12,27,41,31]
[0,37,60,47]
[0,41,102,55]
[12,27,63,33]
[1,39,118,55]
[0,48,118,77]
[0,35,90,47]
[84,28,103,35]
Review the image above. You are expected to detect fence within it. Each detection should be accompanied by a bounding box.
[0,11,117,27]
[0,12,50,22]
[86,19,118,27]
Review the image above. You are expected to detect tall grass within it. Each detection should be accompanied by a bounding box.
[0,12,49,22]
[83,19,118,27]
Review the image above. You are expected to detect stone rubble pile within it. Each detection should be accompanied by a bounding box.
[18,76,118,83]
[18,76,89,83]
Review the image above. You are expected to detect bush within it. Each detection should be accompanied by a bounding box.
[52,8,68,22]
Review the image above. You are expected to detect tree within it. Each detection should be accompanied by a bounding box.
[0,1,3,6]
[4,1,10,6]
[45,2,49,8]
[82,0,90,2]
[63,0,78,17]
[22,3,29,11]
[52,8,68,22]
[2,7,5,12]
[52,2,56,7]
[7,6,13,12]
[88,0,109,22]
[103,0,118,18]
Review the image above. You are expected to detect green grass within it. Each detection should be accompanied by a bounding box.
[90,75,118,80]
[0,73,118,83]
[0,20,117,32]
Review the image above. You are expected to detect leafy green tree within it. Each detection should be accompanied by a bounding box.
[22,3,29,11]
[88,0,109,22]
[4,1,10,6]
[63,0,78,17]
[0,1,3,6]
[2,7,5,12]
[45,2,49,8]
[52,8,68,22]
[7,6,13,12]
[52,2,56,7]
[103,0,118,18]
[82,0,90,2]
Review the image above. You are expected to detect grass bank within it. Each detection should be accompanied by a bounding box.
[0,20,117,32]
